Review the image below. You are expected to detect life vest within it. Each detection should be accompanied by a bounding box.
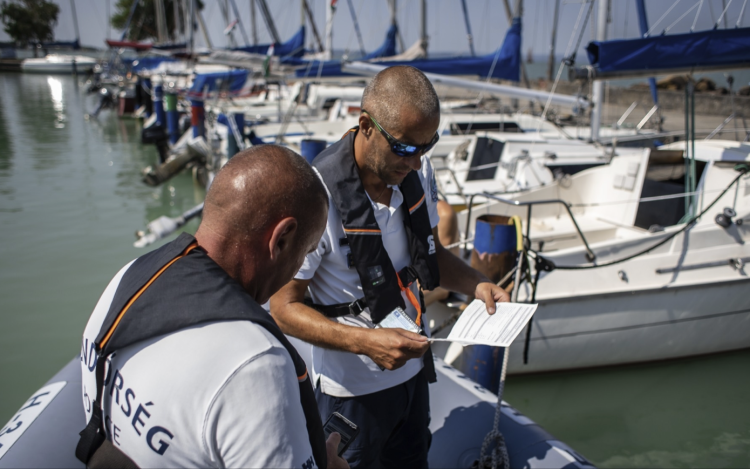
[312,128,440,325]
[75,233,327,469]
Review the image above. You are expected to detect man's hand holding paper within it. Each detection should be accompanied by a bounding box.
[431,300,538,347]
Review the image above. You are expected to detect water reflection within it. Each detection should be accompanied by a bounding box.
[0,87,12,172]
[47,77,66,128]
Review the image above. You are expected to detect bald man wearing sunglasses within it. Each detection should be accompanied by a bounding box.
[271,66,508,468]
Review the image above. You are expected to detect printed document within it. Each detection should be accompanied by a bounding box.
[430,300,537,347]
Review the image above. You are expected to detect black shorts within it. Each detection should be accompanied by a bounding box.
[315,368,432,469]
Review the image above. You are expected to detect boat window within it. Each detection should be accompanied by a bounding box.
[450,121,523,135]
[634,150,708,230]
[466,137,504,181]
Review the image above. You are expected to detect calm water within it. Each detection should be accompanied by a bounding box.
[1,73,748,468]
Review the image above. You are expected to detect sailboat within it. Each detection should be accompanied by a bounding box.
[21,0,96,74]
[425,0,750,380]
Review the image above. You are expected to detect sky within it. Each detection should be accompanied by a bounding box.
[1,0,749,65]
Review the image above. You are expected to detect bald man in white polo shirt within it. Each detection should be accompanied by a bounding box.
[271,66,508,468]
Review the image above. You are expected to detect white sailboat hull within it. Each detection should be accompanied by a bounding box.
[21,55,96,74]
[430,278,750,374]
[508,278,750,373]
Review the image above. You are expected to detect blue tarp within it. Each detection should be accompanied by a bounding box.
[231,26,306,58]
[294,17,521,80]
[586,27,750,73]
[188,69,249,98]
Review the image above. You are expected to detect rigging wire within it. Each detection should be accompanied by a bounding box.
[738,0,749,26]
[692,0,706,31]
[646,0,683,36]
[716,0,735,28]
[665,2,702,33]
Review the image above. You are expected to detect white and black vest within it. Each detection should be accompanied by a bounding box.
[312,128,440,324]
[76,233,327,469]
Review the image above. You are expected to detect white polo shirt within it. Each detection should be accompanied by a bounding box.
[81,262,317,468]
[295,155,440,397]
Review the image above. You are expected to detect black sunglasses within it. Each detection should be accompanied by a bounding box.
[362,110,440,158]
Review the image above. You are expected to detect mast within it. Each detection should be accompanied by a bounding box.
[389,0,404,53]
[590,0,609,142]
[229,0,250,47]
[346,0,366,56]
[188,0,194,52]
[547,0,560,81]
[303,0,324,53]
[121,0,140,41]
[250,0,258,45]
[172,0,179,42]
[460,0,475,56]
[106,0,110,40]
[218,0,236,48]
[502,0,531,90]
[324,0,336,60]
[69,0,80,45]
[197,8,213,49]
[420,0,428,55]
[154,0,168,44]
[257,0,281,44]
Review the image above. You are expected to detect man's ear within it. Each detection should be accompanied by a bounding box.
[359,113,372,138]
[268,217,298,262]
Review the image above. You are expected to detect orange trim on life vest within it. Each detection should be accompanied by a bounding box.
[99,243,199,349]
[341,127,358,140]
[297,369,309,382]
[396,269,422,327]
[344,228,382,234]
[409,194,426,214]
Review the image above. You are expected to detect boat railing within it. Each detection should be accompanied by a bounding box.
[434,166,468,204]
[464,192,597,262]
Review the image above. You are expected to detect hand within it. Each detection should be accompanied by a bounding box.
[325,432,350,469]
[358,327,430,370]
[474,282,510,314]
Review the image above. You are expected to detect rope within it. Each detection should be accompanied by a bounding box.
[477,345,511,469]
[538,164,749,271]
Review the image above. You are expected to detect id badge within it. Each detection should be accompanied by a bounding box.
[377,307,421,334]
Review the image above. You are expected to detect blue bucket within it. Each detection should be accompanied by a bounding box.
[300,139,328,164]
[474,215,517,255]
[462,214,518,392]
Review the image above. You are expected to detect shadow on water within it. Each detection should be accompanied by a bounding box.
[0,84,13,200]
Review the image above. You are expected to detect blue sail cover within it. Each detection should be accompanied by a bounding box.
[386,17,521,81]
[232,26,306,58]
[586,27,750,73]
[188,70,249,99]
[361,24,398,60]
[291,24,400,78]
[295,17,521,80]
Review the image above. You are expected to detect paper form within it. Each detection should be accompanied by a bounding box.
[430,300,538,347]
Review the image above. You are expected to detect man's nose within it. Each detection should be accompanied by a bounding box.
[405,154,422,171]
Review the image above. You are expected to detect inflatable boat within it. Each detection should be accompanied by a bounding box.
[0,344,595,468]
